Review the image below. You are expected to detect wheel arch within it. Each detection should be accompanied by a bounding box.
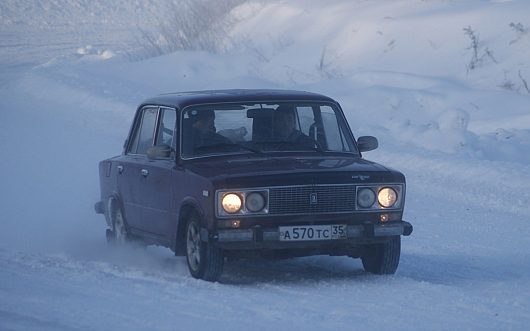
[174,199,204,256]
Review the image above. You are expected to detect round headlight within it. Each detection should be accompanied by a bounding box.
[358,188,376,208]
[378,187,397,208]
[221,193,242,214]
[246,192,265,212]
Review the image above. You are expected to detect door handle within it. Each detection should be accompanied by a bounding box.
[140,169,149,177]
[117,165,123,174]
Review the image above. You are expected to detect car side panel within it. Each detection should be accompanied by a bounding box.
[134,159,176,237]
[115,154,146,231]
[98,158,119,227]
[173,165,216,229]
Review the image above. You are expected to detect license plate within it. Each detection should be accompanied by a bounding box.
[279,224,347,241]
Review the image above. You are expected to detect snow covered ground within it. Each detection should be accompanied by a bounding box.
[1,0,529,330]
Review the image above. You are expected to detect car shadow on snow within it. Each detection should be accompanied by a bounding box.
[220,255,372,285]
[220,252,528,286]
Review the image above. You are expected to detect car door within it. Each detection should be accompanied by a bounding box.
[136,107,178,238]
[117,106,159,233]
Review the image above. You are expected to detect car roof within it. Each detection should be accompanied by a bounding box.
[139,89,338,109]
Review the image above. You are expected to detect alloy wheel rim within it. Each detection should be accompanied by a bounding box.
[186,222,201,271]
[114,210,127,243]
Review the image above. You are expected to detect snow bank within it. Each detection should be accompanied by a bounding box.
[228,0,530,161]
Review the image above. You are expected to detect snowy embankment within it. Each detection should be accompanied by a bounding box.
[1,0,530,330]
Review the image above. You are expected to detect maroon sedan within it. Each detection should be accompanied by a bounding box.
[95,89,412,281]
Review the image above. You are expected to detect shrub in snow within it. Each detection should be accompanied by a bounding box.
[509,22,528,45]
[498,69,530,94]
[136,0,245,58]
[463,26,497,72]
[518,70,530,93]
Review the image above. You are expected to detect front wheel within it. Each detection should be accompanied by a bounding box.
[185,217,224,281]
[361,236,401,274]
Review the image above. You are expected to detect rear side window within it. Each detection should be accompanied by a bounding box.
[128,107,158,154]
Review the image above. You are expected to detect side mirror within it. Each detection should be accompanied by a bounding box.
[357,136,378,152]
[147,145,172,160]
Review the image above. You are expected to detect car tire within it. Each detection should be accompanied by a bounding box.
[185,216,224,282]
[361,236,401,274]
[107,203,129,245]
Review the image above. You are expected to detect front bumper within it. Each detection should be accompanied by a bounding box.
[207,221,412,250]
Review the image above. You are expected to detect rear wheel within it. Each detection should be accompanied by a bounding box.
[361,236,401,274]
[106,203,129,245]
[185,216,224,281]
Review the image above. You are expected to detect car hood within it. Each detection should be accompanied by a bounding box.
[185,155,403,187]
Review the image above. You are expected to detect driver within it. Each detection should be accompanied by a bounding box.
[190,109,231,149]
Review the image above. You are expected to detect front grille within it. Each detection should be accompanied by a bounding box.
[268,185,356,215]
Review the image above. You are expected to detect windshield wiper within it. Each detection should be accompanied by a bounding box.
[236,143,263,154]
[194,142,262,154]
[263,140,325,152]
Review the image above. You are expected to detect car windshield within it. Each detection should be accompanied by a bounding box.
[181,102,357,158]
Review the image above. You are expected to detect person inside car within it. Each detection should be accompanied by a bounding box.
[190,109,231,150]
[272,106,317,149]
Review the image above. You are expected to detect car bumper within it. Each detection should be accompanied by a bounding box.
[94,201,104,214]
[207,221,413,250]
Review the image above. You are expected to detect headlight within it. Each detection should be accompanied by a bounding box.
[246,192,266,212]
[378,187,397,208]
[357,188,376,208]
[221,193,242,214]
[217,189,269,217]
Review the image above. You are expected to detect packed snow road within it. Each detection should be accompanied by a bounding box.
[1,185,529,331]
